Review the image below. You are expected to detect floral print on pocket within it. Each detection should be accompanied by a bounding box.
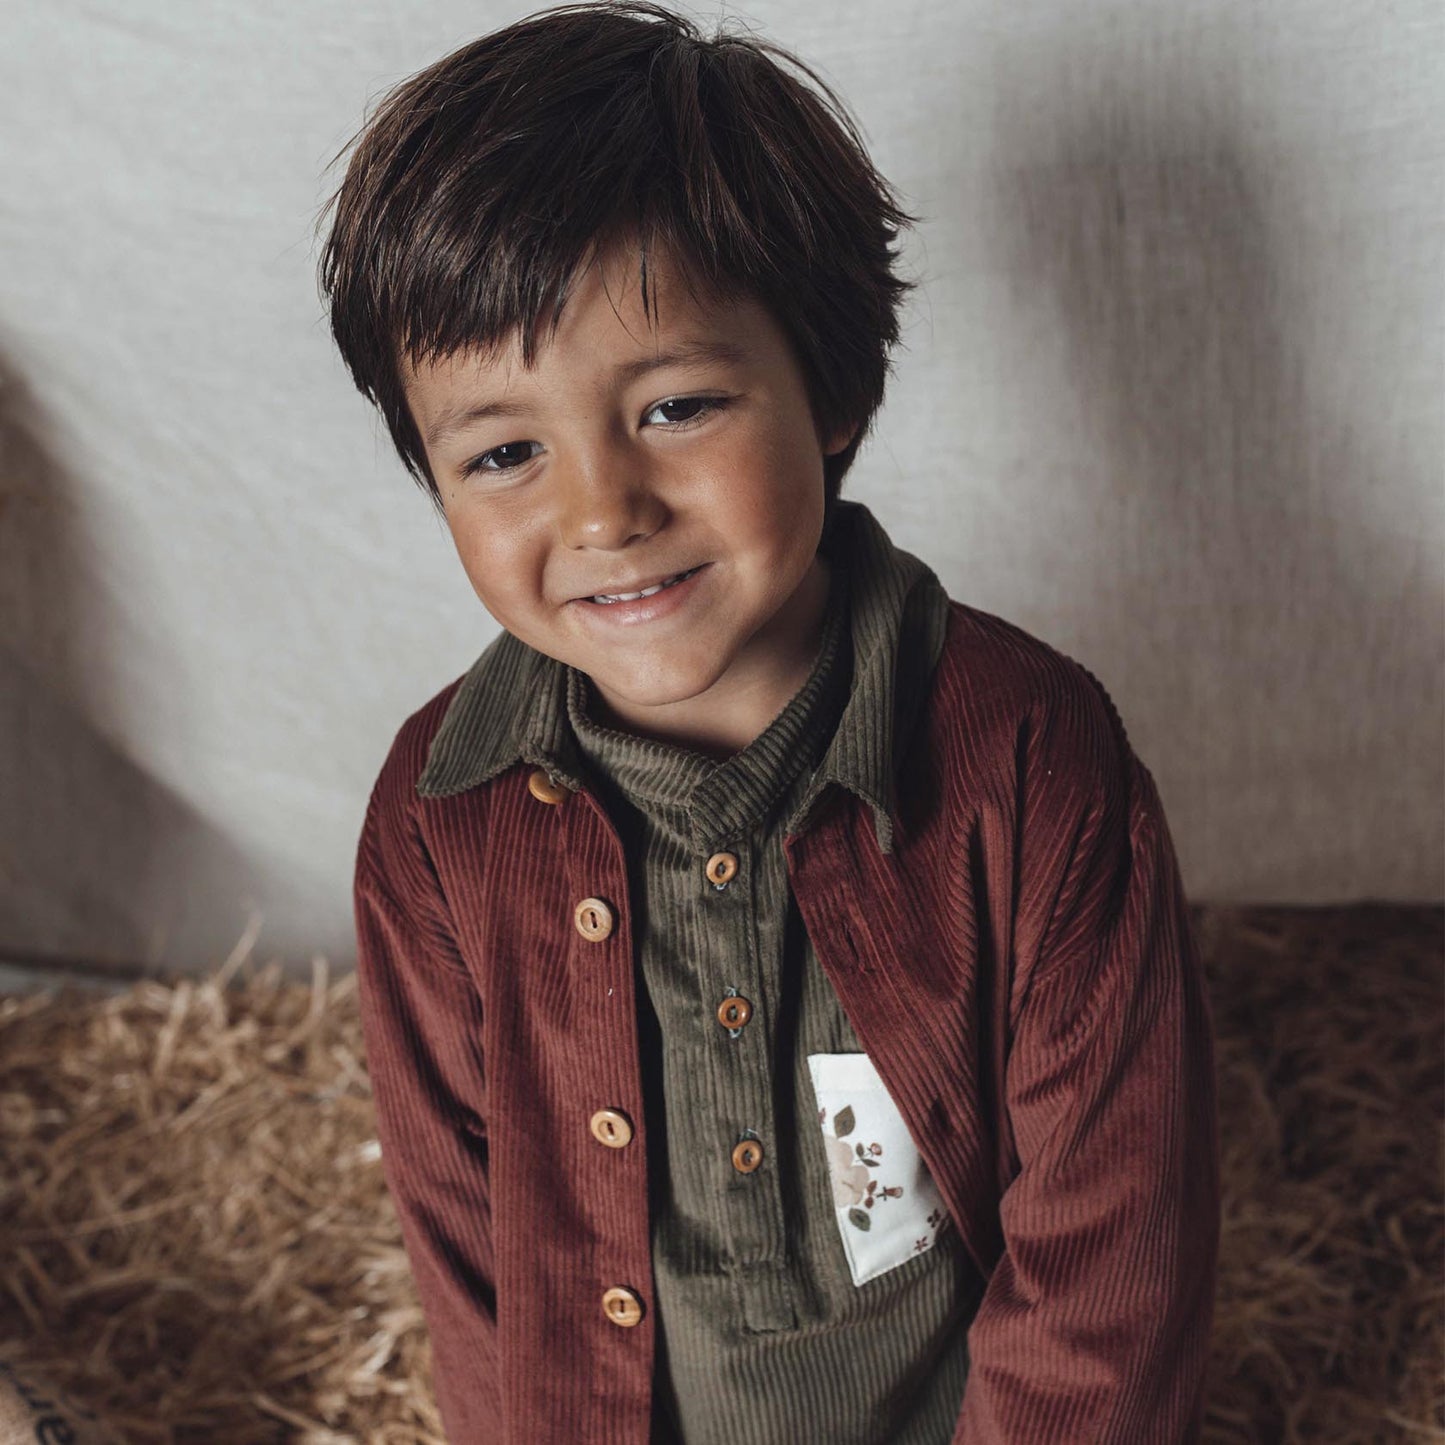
[810,1053,951,1287]
[821,1105,906,1226]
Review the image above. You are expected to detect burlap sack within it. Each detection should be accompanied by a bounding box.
[0,1358,120,1445]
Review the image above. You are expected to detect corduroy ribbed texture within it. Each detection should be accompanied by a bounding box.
[352,502,1220,1444]
[566,561,979,1443]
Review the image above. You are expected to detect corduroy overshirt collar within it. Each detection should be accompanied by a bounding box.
[414,500,951,854]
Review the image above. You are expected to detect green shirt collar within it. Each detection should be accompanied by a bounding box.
[414,500,951,854]
[563,560,852,855]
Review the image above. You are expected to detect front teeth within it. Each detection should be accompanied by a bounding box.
[591,568,694,604]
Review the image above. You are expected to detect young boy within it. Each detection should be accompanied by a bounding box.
[321,4,1220,1441]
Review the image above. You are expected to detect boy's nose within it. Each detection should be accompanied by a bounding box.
[555,466,669,551]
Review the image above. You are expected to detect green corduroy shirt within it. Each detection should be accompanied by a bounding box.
[420,504,987,1442]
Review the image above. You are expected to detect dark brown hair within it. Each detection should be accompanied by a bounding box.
[318,1,918,512]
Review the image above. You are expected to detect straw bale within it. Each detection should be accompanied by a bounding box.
[0,904,1440,1443]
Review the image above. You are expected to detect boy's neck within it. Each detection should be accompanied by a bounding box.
[586,556,833,761]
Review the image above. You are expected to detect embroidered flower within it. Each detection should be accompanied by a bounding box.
[826,1133,872,1207]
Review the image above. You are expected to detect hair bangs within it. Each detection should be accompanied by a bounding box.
[319,2,918,506]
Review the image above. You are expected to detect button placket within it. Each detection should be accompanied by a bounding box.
[701,847,762,1055]
[698,837,780,1287]
[710,812,803,1330]
[556,790,654,1337]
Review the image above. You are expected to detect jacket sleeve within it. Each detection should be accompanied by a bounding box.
[353,774,499,1442]
[954,677,1220,1443]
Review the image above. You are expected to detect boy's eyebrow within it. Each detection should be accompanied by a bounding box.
[423,339,750,448]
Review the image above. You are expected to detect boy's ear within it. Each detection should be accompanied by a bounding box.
[823,419,860,456]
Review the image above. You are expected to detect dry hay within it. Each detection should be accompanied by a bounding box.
[1199,904,1443,1443]
[0,925,443,1444]
[0,904,1440,1444]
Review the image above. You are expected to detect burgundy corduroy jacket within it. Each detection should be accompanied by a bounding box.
[353,594,1220,1444]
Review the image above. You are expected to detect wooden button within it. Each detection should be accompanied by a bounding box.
[704,851,738,887]
[573,897,614,942]
[731,1138,764,1174]
[527,769,570,804]
[716,995,752,1030]
[602,1286,644,1327]
[589,1108,633,1148]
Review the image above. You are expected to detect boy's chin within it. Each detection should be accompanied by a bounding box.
[586,659,727,717]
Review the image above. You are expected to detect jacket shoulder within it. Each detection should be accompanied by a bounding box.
[928,600,1134,800]
[926,603,1151,991]
[376,675,467,809]
[355,674,467,896]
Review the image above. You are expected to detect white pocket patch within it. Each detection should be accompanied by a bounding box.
[807,1052,950,1287]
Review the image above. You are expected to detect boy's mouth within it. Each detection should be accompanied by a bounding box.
[582,565,704,605]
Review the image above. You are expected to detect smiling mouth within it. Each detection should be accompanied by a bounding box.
[583,565,704,605]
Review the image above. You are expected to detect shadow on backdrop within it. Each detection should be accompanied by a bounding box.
[975,53,1442,898]
[0,350,288,980]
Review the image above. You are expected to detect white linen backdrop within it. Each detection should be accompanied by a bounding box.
[0,0,1439,977]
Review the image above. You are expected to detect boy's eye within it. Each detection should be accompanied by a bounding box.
[463,441,540,476]
[459,396,728,477]
[644,394,729,427]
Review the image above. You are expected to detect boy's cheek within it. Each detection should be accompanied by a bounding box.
[462,544,559,630]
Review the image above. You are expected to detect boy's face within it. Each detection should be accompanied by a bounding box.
[403,243,855,751]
